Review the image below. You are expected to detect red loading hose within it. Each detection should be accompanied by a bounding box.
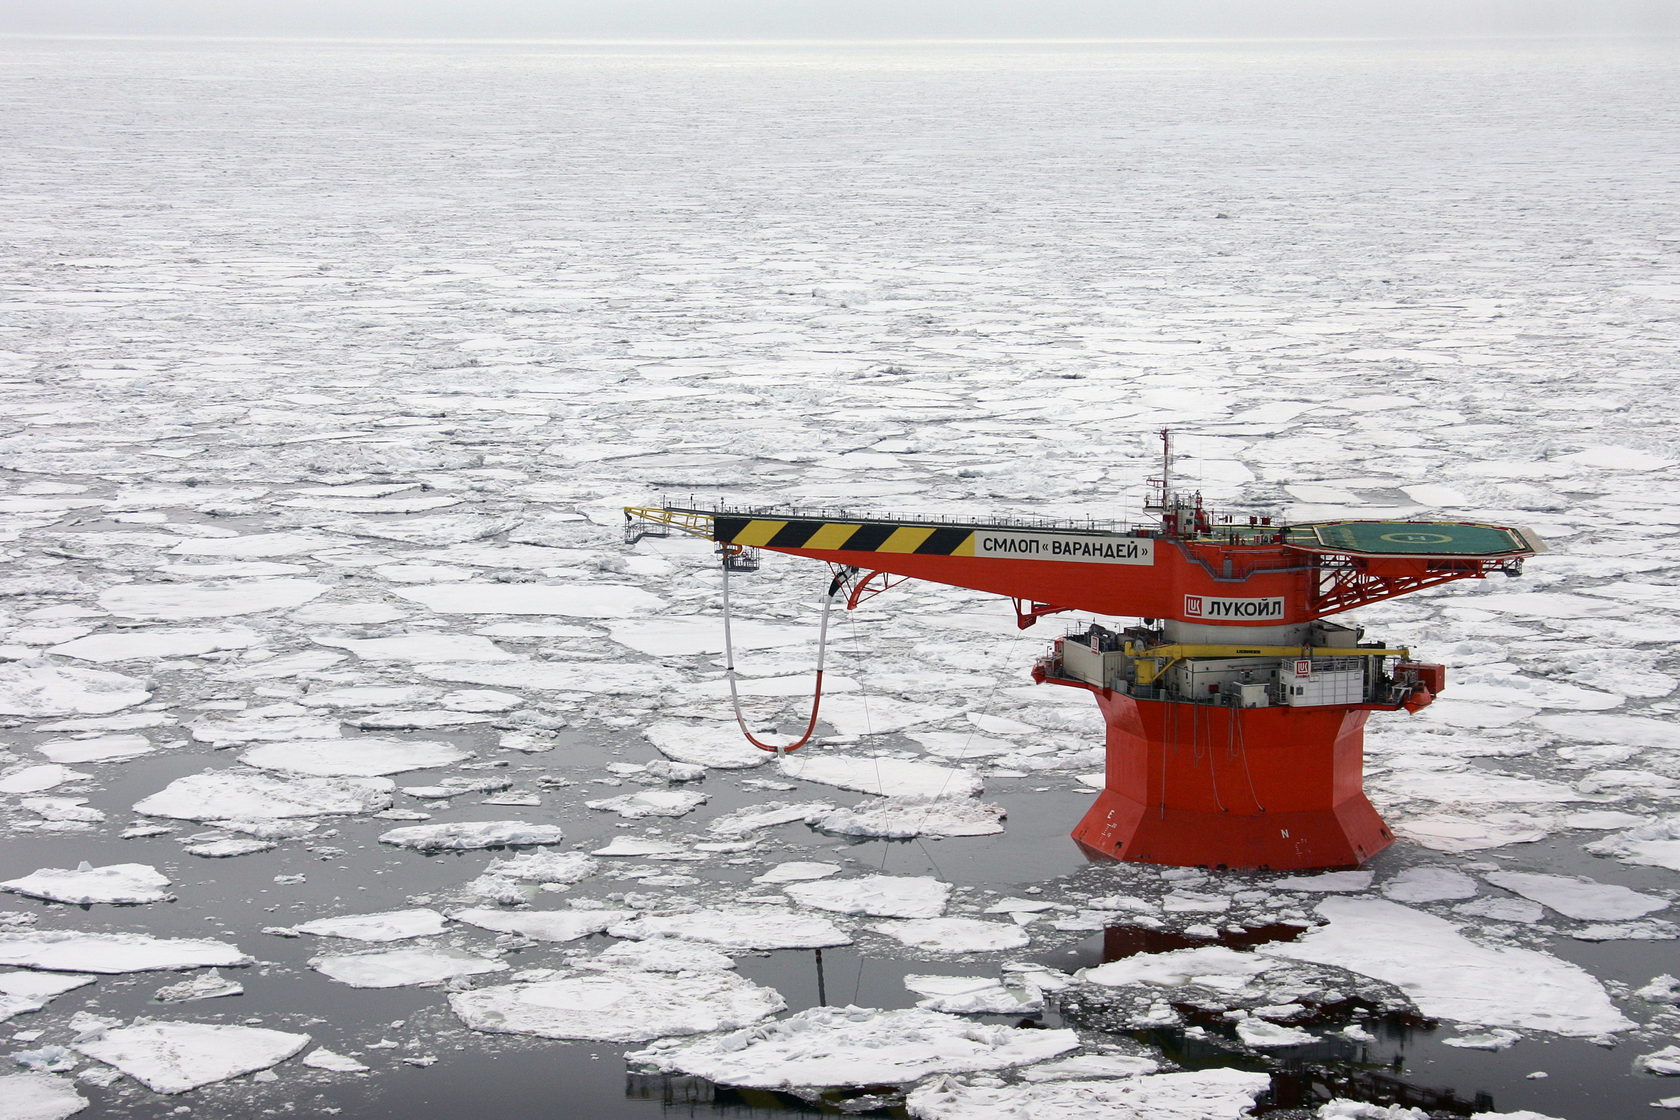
[720,555,840,754]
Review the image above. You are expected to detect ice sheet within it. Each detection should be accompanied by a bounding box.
[451,968,783,1041]
[626,1005,1079,1088]
[75,1021,310,1093]
[1262,898,1632,1036]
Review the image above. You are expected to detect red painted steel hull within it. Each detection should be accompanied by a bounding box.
[1062,682,1394,870]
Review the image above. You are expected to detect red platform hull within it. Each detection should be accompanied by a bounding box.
[1063,684,1394,870]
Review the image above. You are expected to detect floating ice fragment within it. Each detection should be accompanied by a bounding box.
[780,755,982,799]
[134,771,394,821]
[2,863,172,906]
[0,972,95,1000]
[1081,945,1276,991]
[183,838,276,858]
[1443,1029,1523,1051]
[34,735,154,765]
[74,1020,309,1093]
[309,948,507,988]
[753,862,842,885]
[0,932,249,974]
[585,789,707,819]
[0,1071,88,1119]
[48,629,257,663]
[590,837,701,860]
[395,584,662,618]
[152,970,243,1003]
[813,795,1005,838]
[785,875,951,919]
[1382,867,1479,903]
[486,851,597,884]
[906,1067,1272,1120]
[295,909,448,942]
[1263,898,1633,1036]
[378,820,566,852]
[904,974,1042,1014]
[301,1048,369,1073]
[98,580,327,620]
[1396,813,1550,853]
[450,908,625,943]
[0,663,151,717]
[1274,871,1374,893]
[238,738,471,777]
[1018,1053,1159,1081]
[628,1005,1078,1089]
[1483,871,1668,921]
[315,634,517,662]
[451,969,783,1042]
[644,720,772,769]
[610,905,851,950]
[582,939,735,973]
[1640,1046,1680,1076]
[872,918,1030,953]
[707,801,833,836]
[0,766,90,795]
[1586,819,1680,872]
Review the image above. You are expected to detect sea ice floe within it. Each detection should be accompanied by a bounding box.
[47,628,257,663]
[1082,944,1276,991]
[779,755,983,799]
[1483,871,1668,921]
[0,1071,88,1119]
[394,584,663,618]
[315,634,517,662]
[584,788,708,818]
[872,918,1031,953]
[414,660,654,695]
[378,820,567,852]
[1261,898,1633,1036]
[1639,1046,1680,1075]
[0,766,90,794]
[0,931,250,973]
[707,801,835,836]
[591,836,703,860]
[238,738,472,777]
[301,1048,370,1073]
[295,909,449,942]
[34,734,155,764]
[904,974,1043,1014]
[1,862,172,905]
[170,531,345,559]
[1395,812,1551,853]
[1586,819,1680,873]
[753,861,842,884]
[582,939,736,973]
[785,874,952,919]
[451,968,784,1042]
[905,1068,1273,1120]
[626,1005,1079,1089]
[1382,867,1480,903]
[610,905,852,950]
[309,947,507,988]
[134,771,394,821]
[644,719,773,769]
[1019,1053,1160,1081]
[450,908,626,942]
[1234,1014,1316,1048]
[485,850,598,884]
[74,1020,310,1094]
[97,580,328,620]
[812,795,1006,838]
[0,662,150,717]
[152,970,243,1003]
[1274,871,1374,893]
[607,617,809,656]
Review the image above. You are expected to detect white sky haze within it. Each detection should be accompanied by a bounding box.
[3,0,1677,39]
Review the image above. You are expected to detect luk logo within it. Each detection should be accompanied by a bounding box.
[1183,595,1286,620]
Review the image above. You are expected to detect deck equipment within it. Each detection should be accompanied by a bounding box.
[624,434,1544,870]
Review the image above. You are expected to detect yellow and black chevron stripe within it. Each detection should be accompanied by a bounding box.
[713,516,976,557]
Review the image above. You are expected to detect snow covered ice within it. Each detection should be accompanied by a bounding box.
[1,30,1677,1120]
[74,1021,310,1094]
[451,968,784,1042]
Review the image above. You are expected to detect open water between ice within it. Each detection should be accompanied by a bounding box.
[2,32,1679,1120]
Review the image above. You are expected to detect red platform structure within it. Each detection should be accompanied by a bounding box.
[625,434,1543,871]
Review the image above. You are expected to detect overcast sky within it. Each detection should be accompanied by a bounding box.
[3,0,1677,39]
